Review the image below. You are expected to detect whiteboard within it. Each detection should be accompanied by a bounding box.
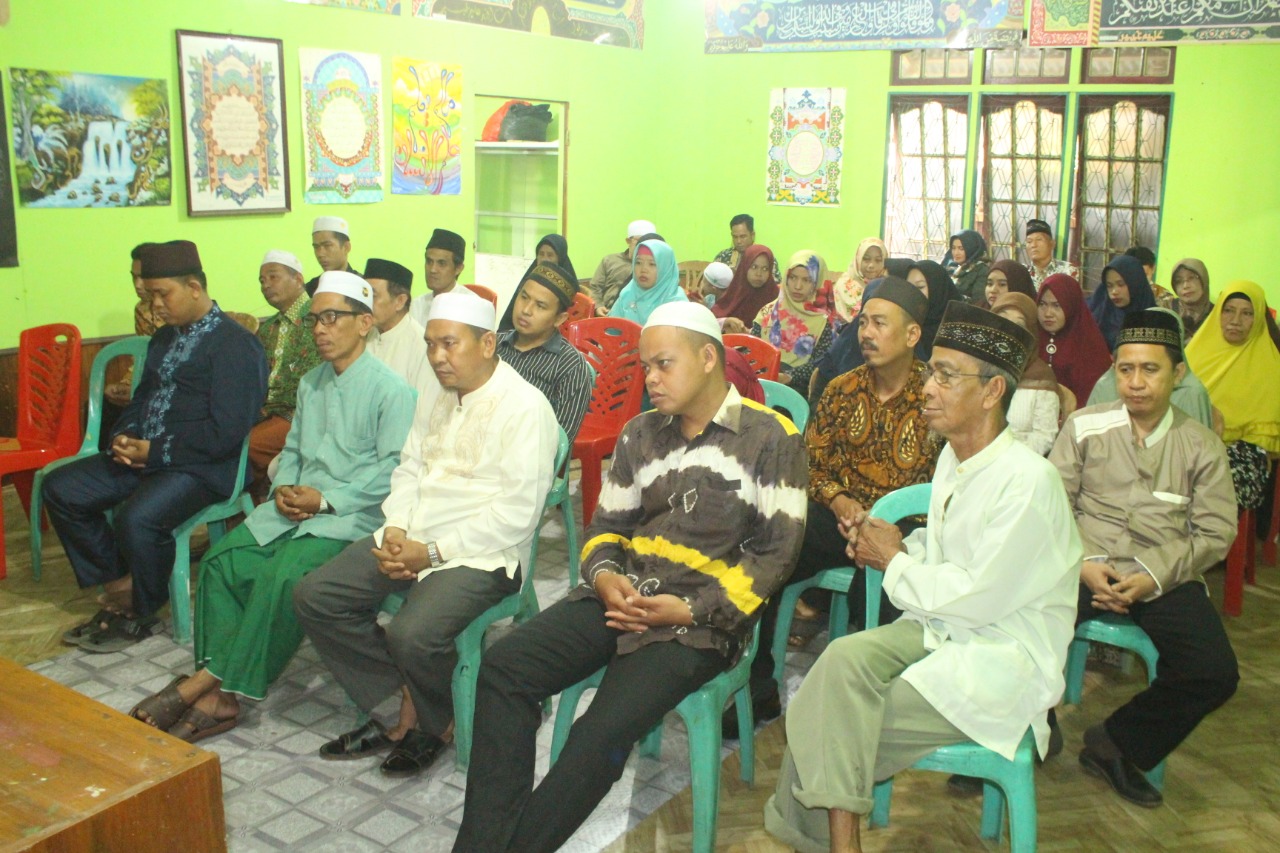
[474,252,533,318]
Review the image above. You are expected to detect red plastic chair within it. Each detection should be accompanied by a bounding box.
[0,323,82,578]
[1265,463,1279,566]
[565,318,644,526]
[1224,509,1257,618]
[464,284,499,308]
[723,333,781,382]
[559,292,596,335]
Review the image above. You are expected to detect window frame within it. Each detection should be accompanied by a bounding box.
[1081,47,1177,85]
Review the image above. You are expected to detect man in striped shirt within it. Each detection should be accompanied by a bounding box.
[453,301,808,853]
[496,262,595,441]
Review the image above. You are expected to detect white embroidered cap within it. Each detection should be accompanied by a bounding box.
[428,290,496,331]
[314,270,372,309]
[702,262,734,290]
[643,300,722,341]
[627,219,657,239]
[260,249,303,274]
[312,216,350,236]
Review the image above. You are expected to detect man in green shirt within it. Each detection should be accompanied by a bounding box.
[249,250,324,500]
[128,271,416,742]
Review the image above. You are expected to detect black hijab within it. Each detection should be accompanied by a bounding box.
[499,234,579,332]
[910,259,963,357]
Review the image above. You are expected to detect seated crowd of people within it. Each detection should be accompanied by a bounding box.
[35,207,1277,853]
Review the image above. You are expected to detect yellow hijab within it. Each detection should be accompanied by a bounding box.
[1185,281,1280,453]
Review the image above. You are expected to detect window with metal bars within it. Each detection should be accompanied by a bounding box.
[976,96,1066,264]
[1067,96,1170,291]
[884,96,969,261]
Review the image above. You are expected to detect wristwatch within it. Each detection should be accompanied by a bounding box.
[318,496,332,514]
[427,541,442,567]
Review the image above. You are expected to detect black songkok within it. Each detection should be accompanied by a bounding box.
[524,262,578,311]
[139,240,202,279]
[933,301,1035,379]
[1117,308,1182,350]
[865,277,928,326]
[364,258,413,290]
[426,229,466,261]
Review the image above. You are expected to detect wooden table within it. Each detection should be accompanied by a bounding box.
[0,657,225,852]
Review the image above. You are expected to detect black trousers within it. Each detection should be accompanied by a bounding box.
[1076,581,1239,771]
[750,500,903,696]
[453,597,729,853]
[43,453,221,617]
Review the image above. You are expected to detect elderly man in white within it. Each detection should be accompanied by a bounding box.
[765,302,1083,853]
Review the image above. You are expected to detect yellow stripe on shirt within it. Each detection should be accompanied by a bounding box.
[629,535,764,614]
[581,533,631,563]
[742,397,800,436]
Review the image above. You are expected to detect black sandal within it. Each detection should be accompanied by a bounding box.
[62,609,121,646]
[80,615,161,653]
[380,729,447,778]
[319,719,396,760]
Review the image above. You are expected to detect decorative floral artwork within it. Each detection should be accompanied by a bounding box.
[8,68,171,208]
[286,0,401,14]
[767,87,844,207]
[177,31,290,216]
[391,58,462,196]
[299,49,384,204]
[412,0,642,48]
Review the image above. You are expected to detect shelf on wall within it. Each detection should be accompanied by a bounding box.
[475,140,561,151]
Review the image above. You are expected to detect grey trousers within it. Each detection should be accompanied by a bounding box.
[764,620,967,853]
[293,536,520,737]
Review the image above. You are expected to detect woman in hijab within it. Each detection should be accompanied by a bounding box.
[990,292,1061,455]
[753,250,834,393]
[1037,273,1113,405]
[1088,307,1214,429]
[983,259,1038,308]
[608,239,685,325]
[943,229,990,305]
[712,244,780,325]
[1169,258,1214,342]
[831,237,888,326]
[498,234,578,331]
[1088,254,1157,350]
[905,259,963,359]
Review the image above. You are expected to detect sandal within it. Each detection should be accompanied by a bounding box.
[63,610,122,646]
[129,675,193,730]
[319,719,396,760]
[80,615,161,654]
[168,706,237,743]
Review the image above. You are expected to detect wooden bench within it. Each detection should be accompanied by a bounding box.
[0,657,226,852]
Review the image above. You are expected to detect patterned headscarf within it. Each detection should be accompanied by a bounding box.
[754,250,831,369]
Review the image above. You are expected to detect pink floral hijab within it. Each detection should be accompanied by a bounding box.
[754,250,831,368]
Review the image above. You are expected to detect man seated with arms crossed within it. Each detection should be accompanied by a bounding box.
[765,302,1082,853]
[738,279,941,737]
[452,301,808,853]
[294,291,558,778]
[1049,309,1238,808]
[48,240,268,652]
[128,271,415,741]
[364,257,429,390]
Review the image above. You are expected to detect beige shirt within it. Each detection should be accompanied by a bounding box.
[367,313,430,393]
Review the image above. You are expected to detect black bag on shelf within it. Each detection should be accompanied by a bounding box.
[499,103,553,142]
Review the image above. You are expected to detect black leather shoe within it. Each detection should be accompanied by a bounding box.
[380,728,447,778]
[947,774,984,797]
[721,689,782,740]
[1079,747,1163,808]
[319,719,395,760]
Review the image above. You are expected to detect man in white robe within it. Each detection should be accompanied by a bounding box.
[364,258,429,392]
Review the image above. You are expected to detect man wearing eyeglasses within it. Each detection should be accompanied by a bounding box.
[126,270,415,740]
[248,250,324,501]
[765,302,1082,853]
[735,278,943,740]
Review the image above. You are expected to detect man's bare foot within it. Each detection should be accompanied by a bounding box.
[189,689,240,724]
[795,599,822,621]
[97,585,132,613]
[385,687,418,741]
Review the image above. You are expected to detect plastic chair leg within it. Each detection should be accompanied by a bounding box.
[579,453,603,527]
[1002,776,1037,852]
[978,780,1007,842]
[550,681,590,765]
[1224,514,1246,617]
[0,501,7,580]
[770,582,807,686]
[682,693,724,853]
[29,469,46,581]
[1063,638,1089,705]
[734,686,756,786]
[170,533,193,644]
[452,659,477,770]
[828,594,851,642]
[1244,508,1256,584]
[639,723,663,759]
[869,778,893,828]
[11,469,36,520]
[1267,471,1280,566]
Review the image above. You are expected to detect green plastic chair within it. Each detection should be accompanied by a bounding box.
[549,623,761,853]
[1064,613,1165,790]
[30,336,150,580]
[759,379,810,432]
[863,484,1038,851]
[378,427,570,771]
[770,482,931,685]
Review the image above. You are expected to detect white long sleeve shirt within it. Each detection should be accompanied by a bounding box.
[376,360,559,580]
[1007,387,1060,456]
[367,314,430,393]
[884,429,1083,760]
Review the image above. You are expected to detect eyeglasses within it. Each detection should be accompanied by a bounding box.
[922,364,984,388]
[302,310,359,328]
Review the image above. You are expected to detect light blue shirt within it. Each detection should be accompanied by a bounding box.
[246,350,416,545]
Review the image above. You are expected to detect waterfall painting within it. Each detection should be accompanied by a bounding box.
[7,68,171,208]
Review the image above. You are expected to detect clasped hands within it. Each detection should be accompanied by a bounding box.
[594,572,693,633]
[371,527,432,581]
[1081,560,1157,614]
[274,485,323,522]
[109,434,150,468]
[832,495,905,572]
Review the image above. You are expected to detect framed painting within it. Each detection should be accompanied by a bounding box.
[176,30,290,216]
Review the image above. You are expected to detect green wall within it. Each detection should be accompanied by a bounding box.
[2,2,1279,347]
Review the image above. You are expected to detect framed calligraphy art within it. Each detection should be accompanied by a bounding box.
[1030,0,1280,47]
[299,48,384,204]
[767,87,844,207]
[391,58,462,196]
[177,31,290,216]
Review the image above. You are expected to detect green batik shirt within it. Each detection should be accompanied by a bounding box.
[257,294,323,421]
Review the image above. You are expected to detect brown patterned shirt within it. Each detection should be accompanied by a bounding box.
[807,361,942,508]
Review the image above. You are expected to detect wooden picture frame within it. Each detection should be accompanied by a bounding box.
[176,30,290,216]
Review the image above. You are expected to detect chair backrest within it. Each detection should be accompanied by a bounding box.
[724,333,781,382]
[559,292,596,334]
[759,379,810,432]
[81,336,150,455]
[564,317,644,430]
[16,323,82,454]
[677,261,710,298]
[864,482,933,630]
[464,284,499,308]
[225,311,260,334]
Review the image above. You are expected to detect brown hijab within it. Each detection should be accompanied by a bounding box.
[990,292,1060,391]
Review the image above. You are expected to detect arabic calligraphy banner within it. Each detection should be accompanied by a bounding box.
[299,48,384,204]
[706,0,1025,53]
[1029,0,1280,46]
